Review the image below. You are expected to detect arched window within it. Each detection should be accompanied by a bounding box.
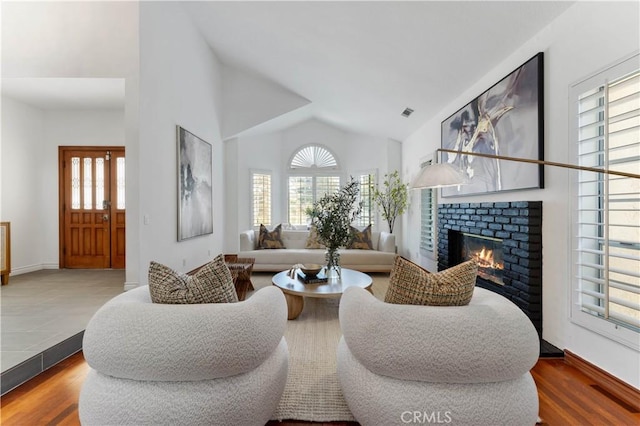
[290,145,338,169]
[288,145,341,226]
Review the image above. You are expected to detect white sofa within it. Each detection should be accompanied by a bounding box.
[239,228,396,272]
[337,286,540,426]
[79,285,289,426]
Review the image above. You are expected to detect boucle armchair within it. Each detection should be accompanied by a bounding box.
[337,286,540,426]
[79,285,289,426]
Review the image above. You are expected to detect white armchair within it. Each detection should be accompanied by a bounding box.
[79,285,289,426]
[337,286,540,426]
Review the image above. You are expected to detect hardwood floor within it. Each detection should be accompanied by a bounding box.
[1,352,638,426]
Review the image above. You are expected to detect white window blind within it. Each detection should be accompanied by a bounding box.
[574,59,640,335]
[356,173,375,227]
[316,176,341,199]
[420,160,436,254]
[288,176,314,226]
[288,145,341,226]
[251,171,272,227]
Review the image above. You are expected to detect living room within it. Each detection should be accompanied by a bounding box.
[1,1,639,424]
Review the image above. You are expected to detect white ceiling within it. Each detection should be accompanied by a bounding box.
[1,78,125,110]
[183,1,574,141]
[1,1,575,141]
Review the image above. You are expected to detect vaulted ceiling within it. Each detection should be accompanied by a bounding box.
[1,1,575,142]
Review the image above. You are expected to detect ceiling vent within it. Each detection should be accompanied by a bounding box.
[401,107,414,118]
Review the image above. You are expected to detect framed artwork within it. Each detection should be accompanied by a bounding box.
[177,126,213,241]
[441,52,544,197]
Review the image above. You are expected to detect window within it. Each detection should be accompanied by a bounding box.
[71,155,124,210]
[571,54,640,347]
[251,171,272,227]
[288,145,341,226]
[420,160,436,254]
[116,156,126,209]
[355,173,375,227]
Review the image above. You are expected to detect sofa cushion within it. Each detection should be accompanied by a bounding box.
[148,254,238,304]
[385,256,477,306]
[305,226,326,249]
[348,225,373,250]
[258,224,286,249]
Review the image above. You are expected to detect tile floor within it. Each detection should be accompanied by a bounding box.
[1,269,125,372]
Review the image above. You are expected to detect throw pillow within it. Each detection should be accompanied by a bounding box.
[384,256,477,306]
[148,254,238,304]
[258,224,286,249]
[305,226,326,249]
[348,224,373,250]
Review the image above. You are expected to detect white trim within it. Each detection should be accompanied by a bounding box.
[419,153,438,259]
[569,53,640,351]
[249,169,272,228]
[354,168,378,229]
[124,282,139,291]
[10,263,58,275]
[570,51,639,89]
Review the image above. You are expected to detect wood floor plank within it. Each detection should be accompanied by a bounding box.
[2,353,639,426]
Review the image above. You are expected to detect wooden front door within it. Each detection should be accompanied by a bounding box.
[59,147,125,269]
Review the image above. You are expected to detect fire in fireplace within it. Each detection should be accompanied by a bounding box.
[461,233,504,285]
[438,201,544,340]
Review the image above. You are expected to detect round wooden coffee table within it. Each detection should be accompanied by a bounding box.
[272,268,373,320]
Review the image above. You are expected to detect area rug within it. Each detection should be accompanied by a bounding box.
[249,272,389,422]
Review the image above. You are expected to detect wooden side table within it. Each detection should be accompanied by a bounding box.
[225,256,255,301]
[1,222,10,285]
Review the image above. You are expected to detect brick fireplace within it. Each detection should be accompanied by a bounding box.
[438,201,542,336]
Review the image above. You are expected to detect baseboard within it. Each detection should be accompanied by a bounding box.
[564,350,640,412]
[9,263,59,276]
[10,264,44,275]
[124,281,139,291]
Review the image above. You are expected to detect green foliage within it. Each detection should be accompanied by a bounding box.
[305,178,362,250]
[371,170,408,234]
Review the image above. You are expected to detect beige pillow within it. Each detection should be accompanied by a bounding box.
[258,224,286,249]
[384,256,477,306]
[348,224,373,250]
[148,254,238,304]
[305,226,326,249]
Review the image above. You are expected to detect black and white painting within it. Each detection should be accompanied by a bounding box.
[177,126,213,240]
[441,52,544,197]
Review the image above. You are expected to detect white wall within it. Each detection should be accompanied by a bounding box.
[1,1,139,288]
[224,118,401,252]
[402,1,640,388]
[42,109,125,267]
[1,97,45,273]
[1,1,138,78]
[0,99,125,273]
[137,2,224,285]
[221,65,310,139]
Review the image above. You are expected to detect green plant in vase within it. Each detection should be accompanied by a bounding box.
[305,178,362,278]
[371,170,408,234]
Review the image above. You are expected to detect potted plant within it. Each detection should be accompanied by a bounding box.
[371,170,409,234]
[306,178,362,277]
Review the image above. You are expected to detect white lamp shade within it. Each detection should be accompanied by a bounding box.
[411,163,469,189]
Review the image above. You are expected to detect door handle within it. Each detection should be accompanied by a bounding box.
[103,214,109,221]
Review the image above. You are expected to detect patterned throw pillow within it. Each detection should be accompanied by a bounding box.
[258,224,286,249]
[384,256,477,306]
[348,224,373,250]
[305,226,326,249]
[148,254,238,304]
